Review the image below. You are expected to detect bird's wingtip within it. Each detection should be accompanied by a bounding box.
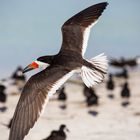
[99,1,109,5]
[104,2,109,7]
[100,1,109,8]
[104,1,109,5]
[96,2,109,10]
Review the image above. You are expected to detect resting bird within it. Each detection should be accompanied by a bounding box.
[110,56,140,68]
[9,2,108,140]
[43,124,69,140]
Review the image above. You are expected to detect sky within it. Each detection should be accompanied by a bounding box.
[0,0,140,78]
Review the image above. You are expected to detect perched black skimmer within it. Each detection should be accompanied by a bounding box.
[106,74,115,99]
[121,82,131,98]
[0,84,7,103]
[114,68,128,79]
[11,66,26,82]
[121,82,131,107]
[106,74,115,90]
[58,86,67,101]
[9,2,108,140]
[0,84,7,112]
[58,86,67,110]
[110,56,140,68]
[83,85,98,106]
[43,124,69,140]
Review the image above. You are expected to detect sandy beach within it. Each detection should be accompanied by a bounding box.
[0,71,140,140]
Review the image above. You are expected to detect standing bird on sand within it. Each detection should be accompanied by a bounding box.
[42,124,69,140]
[9,2,108,140]
[110,56,140,68]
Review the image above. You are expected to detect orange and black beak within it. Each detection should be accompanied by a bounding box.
[23,62,39,73]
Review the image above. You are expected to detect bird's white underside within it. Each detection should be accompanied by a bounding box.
[40,70,75,116]
[48,70,75,97]
[82,20,98,56]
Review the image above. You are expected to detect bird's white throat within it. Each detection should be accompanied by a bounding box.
[35,60,50,70]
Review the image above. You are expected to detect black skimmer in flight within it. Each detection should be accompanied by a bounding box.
[9,2,108,140]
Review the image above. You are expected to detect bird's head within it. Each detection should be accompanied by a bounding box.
[23,56,54,73]
[59,124,70,132]
[23,60,49,73]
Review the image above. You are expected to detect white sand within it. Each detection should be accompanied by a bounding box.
[0,72,140,140]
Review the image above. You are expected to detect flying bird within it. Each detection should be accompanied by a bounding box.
[9,2,108,140]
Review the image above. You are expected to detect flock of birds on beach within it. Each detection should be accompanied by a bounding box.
[0,55,139,140]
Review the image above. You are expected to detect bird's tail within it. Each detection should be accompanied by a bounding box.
[81,53,108,87]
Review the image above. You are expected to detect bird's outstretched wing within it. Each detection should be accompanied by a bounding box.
[9,66,73,140]
[60,2,108,56]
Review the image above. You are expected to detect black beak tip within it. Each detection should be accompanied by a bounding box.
[22,70,27,74]
[22,70,26,74]
[23,66,33,73]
